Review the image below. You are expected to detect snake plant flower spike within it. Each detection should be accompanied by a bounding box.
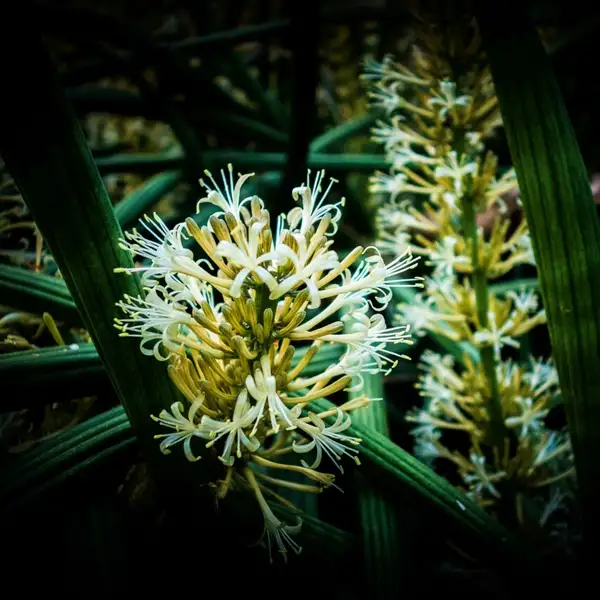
[114,165,422,560]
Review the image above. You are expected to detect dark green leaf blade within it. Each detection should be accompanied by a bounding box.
[478,3,600,549]
[0,14,200,478]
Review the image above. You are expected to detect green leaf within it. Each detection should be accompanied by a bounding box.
[67,87,288,146]
[310,397,523,568]
[115,170,182,230]
[1,409,131,506]
[310,112,379,154]
[1,404,354,561]
[278,1,321,212]
[489,277,539,295]
[0,341,344,411]
[349,371,409,597]
[478,3,600,549]
[0,344,106,410]
[0,15,202,481]
[0,264,80,325]
[95,150,389,175]
[172,20,291,53]
[213,51,288,130]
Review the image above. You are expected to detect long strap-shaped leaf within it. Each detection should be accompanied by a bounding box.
[0,264,80,324]
[1,406,355,562]
[114,170,182,230]
[0,13,197,475]
[310,397,528,570]
[95,150,389,175]
[350,372,406,598]
[0,342,344,409]
[477,3,600,549]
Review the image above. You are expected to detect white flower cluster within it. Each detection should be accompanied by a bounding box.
[114,165,420,560]
[407,351,573,506]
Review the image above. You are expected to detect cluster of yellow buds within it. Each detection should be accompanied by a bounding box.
[363,18,574,528]
[114,165,419,560]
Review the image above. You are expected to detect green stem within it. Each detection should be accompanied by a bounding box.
[460,195,506,448]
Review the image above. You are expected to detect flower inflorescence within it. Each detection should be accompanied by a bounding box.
[114,164,419,560]
[363,17,574,531]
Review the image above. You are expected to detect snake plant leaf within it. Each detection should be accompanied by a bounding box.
[310,397,525,569]
[0,264,80,325]
[115,170,182,230]
[278,1,320,212]
[310,112,380,154]
[349,371,407,597]
[489,277,539,295]
[95,150,390,176]
[0,341,344,410]
[213,51,288,130]
[1,405,354,563]
[478,3,600,548]
[0,14,204,481]
[0,344,106,410]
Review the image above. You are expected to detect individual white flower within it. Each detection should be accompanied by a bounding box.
[116,216,231,293]
[419,374,456,406]
[244,467,302,562]
[441,191,459,211]
[463,453,506,499]
[293,409,362,473]
[245,355,296,434]
[216,220,279,297]
[362,53,431,87]
[361,54,397,83]
[287,169,344,235]
[151,401,209,461]
[424,270,458,296]
[377,228,413,258]
[505,396,549,438]
[117,214,192,282]
[427,80,471,118]
[496,358,519,388]
[399,293,443,337]
[367,82,403,114]
[426,237,470,278]
[390,146,439,170]
[321,312,412,373]
[434,151,478,195]
[539,487,567,528]
[369,171,409,202]
[507,290,539,314]
[201,390,261,466]
[524,356,559,398]
[533,432,570,468]
[377,199,434,232]
[473,310,520,360]
[319,247,422,311]
[370,119,409,154]
[164,272,216,308]
[197,163,256,220]
[414,429,443,464]
[515,233,536,265]
[267,229,340,308]
[114,286,197,360]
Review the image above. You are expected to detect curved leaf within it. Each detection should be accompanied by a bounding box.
[478,2,600,549]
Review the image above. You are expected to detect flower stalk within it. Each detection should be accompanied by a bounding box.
[460,190,506,448]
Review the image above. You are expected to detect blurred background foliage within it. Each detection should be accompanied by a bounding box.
[1,0,599,597]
